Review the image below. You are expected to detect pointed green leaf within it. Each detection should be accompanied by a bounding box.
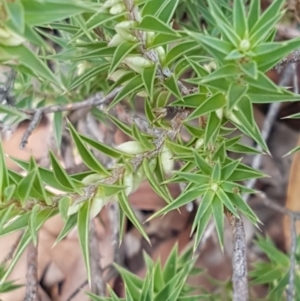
[163,74,182,99]
[157,0,180,24]
[187,93,226,120]
[192,189,214,232]
[193,206,212,253]
[204,111,222,145]
[23,0,93,25]
[5,1,25,33]
[69,63,110,90]
[216,188,239,217]
[233,0,247,38]
[136,16,178,36]
[240,61,258,79]
[55,214,78,245]
[250,0,285,46]
[211,161,221,182]
[68,122,109,175]
[200,65,240,84]
[80,134,124,159]
[0,45,63,89]
[0,208,56,283]
[247,0,260,30]
[118,191,150,243]
[227,82,248,110]
[165,41,200,66]
[17,170,36,205]
[212,194,224,250]
[77,200,91,286]
[190,33,233,56]
[142,64,157,100]
[193,150,212,175]
[109,75,144,109]
[0,141,9,199]
[109,41,139,76]
[49,151,80,192]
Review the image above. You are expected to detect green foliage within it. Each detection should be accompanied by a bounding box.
[250,236,300,301]
[0,0,299,299]
[88,246,207,301]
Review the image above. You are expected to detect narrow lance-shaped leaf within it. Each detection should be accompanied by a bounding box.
[118,191,150,244]
[68,122,109,175]
[109,75,144,109]
[77,200,91,286]
[142,64,157,100]
[211,194,224,251]
[1,208,56,283]
[108,41,139,77]
[0,45,63,89]
[49,151,81,192]
[0,141,9,199]
[233,0,248,38]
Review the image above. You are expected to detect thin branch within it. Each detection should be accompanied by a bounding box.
[20,109,43,149]
[274,49,300,70]
[89,220,106,296]
[226,212,249,301]
[24,87,122,116]
[259,193,300,219]
[0,69,16,104]
[277,24,300,40]
[24,241,39,301]
[110,104,163,138]
[0,231,23,266]
[288,216,297,301]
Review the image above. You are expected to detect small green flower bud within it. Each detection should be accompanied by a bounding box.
[108,33,125,47]
[216,108,223,120]
[67,201,84,216]
[124,171,134,196]
[89,196,106,219]
[195,138,204,149]
[160,145,174,174]
[123,56,153,69]
[146,31,155,47]
[239,39,251,52]
[156,46,166,64]
[211,183,218,192]
[116,141,146,154]
[110,3,125,15]
[103,0,122,8]
[0,27,24,46]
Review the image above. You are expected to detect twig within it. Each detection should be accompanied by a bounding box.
[0,231,23,266]
[20,109,43,149]
[0,69,16,104]
[89,220,106,296]
[277,25,300,40]
[259,193,300,219]
[111,104,163,138]
[18,87,122,149]
[226,212,249,301]
[24,241,39,301]
[24,87,122,116]
[64,279,88,301]
[288,216,297,301]
[274,49,300,70]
